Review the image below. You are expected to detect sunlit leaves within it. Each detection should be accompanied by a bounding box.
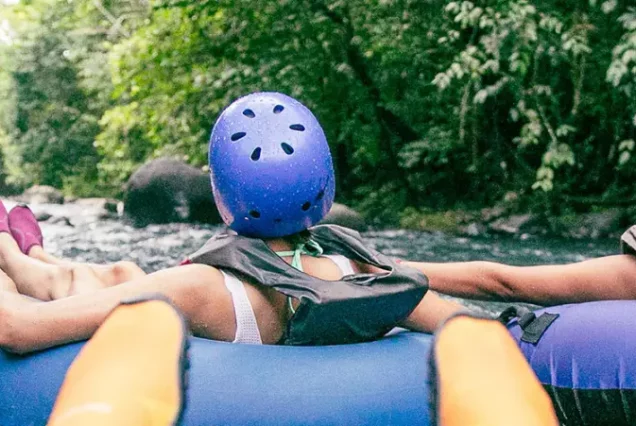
[618,139,635,167]
[607,9,636,90]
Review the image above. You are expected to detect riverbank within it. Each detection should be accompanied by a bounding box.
[4,184,631,241]
[398,206,630,240]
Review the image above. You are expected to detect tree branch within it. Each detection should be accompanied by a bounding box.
[92,0,131,38]
[310,0,421,201]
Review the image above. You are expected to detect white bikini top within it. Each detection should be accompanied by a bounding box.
[321,254,356,277]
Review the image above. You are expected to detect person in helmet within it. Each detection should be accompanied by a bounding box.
[0,92,465,353]
[3,92,636,352]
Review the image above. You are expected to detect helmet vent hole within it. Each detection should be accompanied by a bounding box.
[231,132,246,141]
[249,210,261,219]
[274,218,282,224]
[273,105,284,114]
[290,124,305,132]
[251,147,261,161]
[281,143,294,155]
[301,202,311,211]
[243,109,255,118]
[316,189,325,200]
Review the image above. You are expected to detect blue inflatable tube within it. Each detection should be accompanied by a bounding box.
[507,300,636,426]
[0,331,433,425]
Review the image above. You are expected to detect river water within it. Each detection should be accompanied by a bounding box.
[19,202,619,314]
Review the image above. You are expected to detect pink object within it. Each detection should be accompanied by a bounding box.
[8,204,43,254]
[0,199,9,234]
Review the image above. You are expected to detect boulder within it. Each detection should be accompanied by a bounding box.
[124,158,366,231]
[124,158,221,227]
[319,203,367,232]
[18,185,64,204]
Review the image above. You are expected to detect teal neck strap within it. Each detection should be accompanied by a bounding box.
[274,239,324,273]
[275,238,324,314]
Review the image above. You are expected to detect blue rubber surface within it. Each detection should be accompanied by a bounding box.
[508,301,636,390]
[507,301,636,425]
[0,331,433,425]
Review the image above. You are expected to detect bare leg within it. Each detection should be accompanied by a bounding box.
[28,246,147,287]
[7,202,146,289]
[0,233,105,300]
[0,268,18,293]
[0,264,283,354]
[0,264,287,353]
[26,246,71,265]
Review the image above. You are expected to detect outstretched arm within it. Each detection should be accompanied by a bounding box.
[400,292,467,334]
[356,261,468,333]
[403,254,636,306]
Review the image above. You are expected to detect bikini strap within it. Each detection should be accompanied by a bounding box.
[274,239,324,273]
[275,239,324,314]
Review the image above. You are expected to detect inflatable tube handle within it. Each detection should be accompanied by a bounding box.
[497,306,533,325]
[520,313,559,344]
[498,306,560,345]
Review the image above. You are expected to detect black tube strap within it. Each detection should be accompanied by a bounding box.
[520,313,559,344]
[497,306,559,345]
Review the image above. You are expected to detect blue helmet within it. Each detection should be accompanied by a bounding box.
[209,92,335,238]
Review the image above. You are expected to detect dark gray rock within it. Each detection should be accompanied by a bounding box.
[47,216,74,227]
[34,211,52,222]
[124,158,366,231]
[124,158,221,227]
[319,203,367,232]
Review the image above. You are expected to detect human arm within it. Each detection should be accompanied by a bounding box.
[399,291,467,334]
[403,254,636,306]
[0,264,238,354]
[353,260,468,333]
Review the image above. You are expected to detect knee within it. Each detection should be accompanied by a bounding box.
[110,261,145,284]
[46,265,75,300]
[52,265,103,298]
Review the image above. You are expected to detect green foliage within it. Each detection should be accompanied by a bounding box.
[432,1,635,208]
[0,0,635,218]
[0,0,148,195]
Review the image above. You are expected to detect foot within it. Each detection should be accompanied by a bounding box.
[8,204,43,255]
[0,200,9,234]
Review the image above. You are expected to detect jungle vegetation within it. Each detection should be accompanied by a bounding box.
[0,0,634,225]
